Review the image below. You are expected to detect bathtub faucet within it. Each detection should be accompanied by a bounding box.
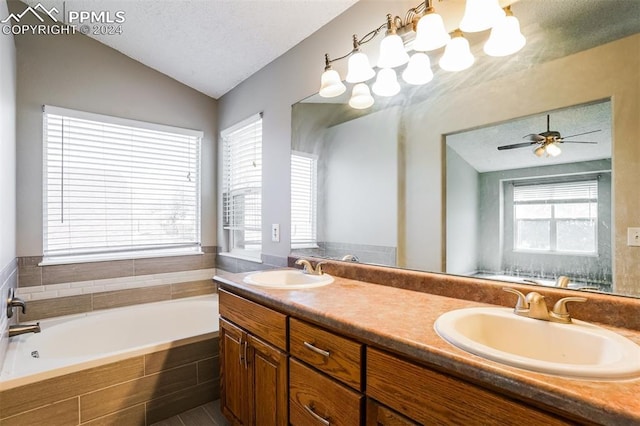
[9,322,41,337]
[6,288,26,319]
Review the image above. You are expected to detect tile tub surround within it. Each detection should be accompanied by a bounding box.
[17,246,217,288]
[217,269,640,425]
[288,256,640,332]
[16,270,216,322]
[0,334,220,425]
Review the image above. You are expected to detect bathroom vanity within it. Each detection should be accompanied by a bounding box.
[215,266,640,425]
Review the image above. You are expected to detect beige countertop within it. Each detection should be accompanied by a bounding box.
[215,269,640,425]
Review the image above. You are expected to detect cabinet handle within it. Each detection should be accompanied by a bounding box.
[239,338,244,366]
[304,404,330,426]
[243,341,248,369]
[303,341,331,358]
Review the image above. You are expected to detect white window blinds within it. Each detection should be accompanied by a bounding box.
[43,106,202,260]
[291,152,317,248]
[513,180,598,203]
[222,114,262,254]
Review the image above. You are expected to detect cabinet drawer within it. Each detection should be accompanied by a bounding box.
[367,348,572,425]
[290,359,363,426]
[219,289,287,350]
[290,318,363,390]
[366,398,419,426]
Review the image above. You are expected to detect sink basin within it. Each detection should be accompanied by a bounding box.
[243,270,334,289]
[434,307,640,380]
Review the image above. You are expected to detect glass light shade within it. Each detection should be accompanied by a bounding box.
[534,145,546,157]
[372,68,401,97]
[348,83,374,109]
[346,51,375,83]
[545,143,562,157]
[439,34,474,72]
[318,69,346,98]
[377,33,410,68]
[402,53,434,85]
[460,0,505,33]
[484,15,526,57]
[413,10,451,51]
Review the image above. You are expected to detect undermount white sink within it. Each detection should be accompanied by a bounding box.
[434,307,640,380]
[243,269,334,289]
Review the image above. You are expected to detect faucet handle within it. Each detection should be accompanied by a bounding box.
[314,262,327,275]
[7,288,26,318]
[551,296,587,323]
[502,287,528,311]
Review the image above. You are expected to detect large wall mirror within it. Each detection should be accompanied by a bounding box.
[291,0,640,298]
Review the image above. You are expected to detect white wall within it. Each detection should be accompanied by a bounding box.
[0,0,16,268]
[445,147,479,275]
[13,15,218,256]
[322,109,398,246]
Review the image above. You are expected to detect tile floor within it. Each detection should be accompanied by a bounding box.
[151,400,229,426]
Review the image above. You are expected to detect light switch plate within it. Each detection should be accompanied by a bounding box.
[271,224,280,242]
[628,227,640,247]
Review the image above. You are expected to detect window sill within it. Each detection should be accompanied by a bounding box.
[512,249,599,257]
[40,248,204,266]
[218,252,263,264]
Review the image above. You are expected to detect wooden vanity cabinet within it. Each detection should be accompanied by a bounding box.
[218,286,589,425]
[219,290,288,426]
[366,347,575,425]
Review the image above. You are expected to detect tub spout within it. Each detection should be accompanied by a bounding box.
[9,322,41,338]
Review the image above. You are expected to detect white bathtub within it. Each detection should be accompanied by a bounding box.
[1,294,219,388]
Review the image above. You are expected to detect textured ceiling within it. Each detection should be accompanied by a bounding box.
[19,0,359,99]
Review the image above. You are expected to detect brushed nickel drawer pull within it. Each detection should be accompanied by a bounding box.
[304,404,330,426]
[303,341,331,357]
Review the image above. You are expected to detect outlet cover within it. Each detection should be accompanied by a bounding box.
[628,227,640,247]
[271,224,280,243]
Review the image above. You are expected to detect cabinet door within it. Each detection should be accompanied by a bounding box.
[220,318,249,425]
[248,335,288,426]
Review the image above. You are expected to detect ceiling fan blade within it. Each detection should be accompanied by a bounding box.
[559,141,598,144]
[497,142,536,150]
[561,129,602,139]
[523,133,545,142]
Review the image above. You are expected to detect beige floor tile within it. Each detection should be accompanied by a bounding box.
[178,406,216,426]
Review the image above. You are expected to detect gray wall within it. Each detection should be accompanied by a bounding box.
[445,147,479,275]
[0,0,16,269]
[0,0,17,374]
[12,7,218,257]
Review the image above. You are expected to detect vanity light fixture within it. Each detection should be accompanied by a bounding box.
[484,6,527,57]
[318,0,526,109]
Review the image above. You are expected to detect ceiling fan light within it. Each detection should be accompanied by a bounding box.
[318,68,346,98]
[349,83,374,109]
[372,68,401,97]
[484,8,526,57]
[439,31,474,72]
[534,145,546,157]
[545,143,562,157]
[413,8,450,52]
[460,0,505,33]
[346,51,376,83]
[402,53,434,85]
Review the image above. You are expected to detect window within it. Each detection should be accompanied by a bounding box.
[513,179,598,254]
[43,106,202,262]
[291,152,317,248]
[221,114,262,258]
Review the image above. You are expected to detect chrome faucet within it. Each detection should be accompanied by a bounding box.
[6,288,26,319]
[9,323,41,337]
[341,254,359,262]
[503,287,587,324]
[295,258,326,275]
